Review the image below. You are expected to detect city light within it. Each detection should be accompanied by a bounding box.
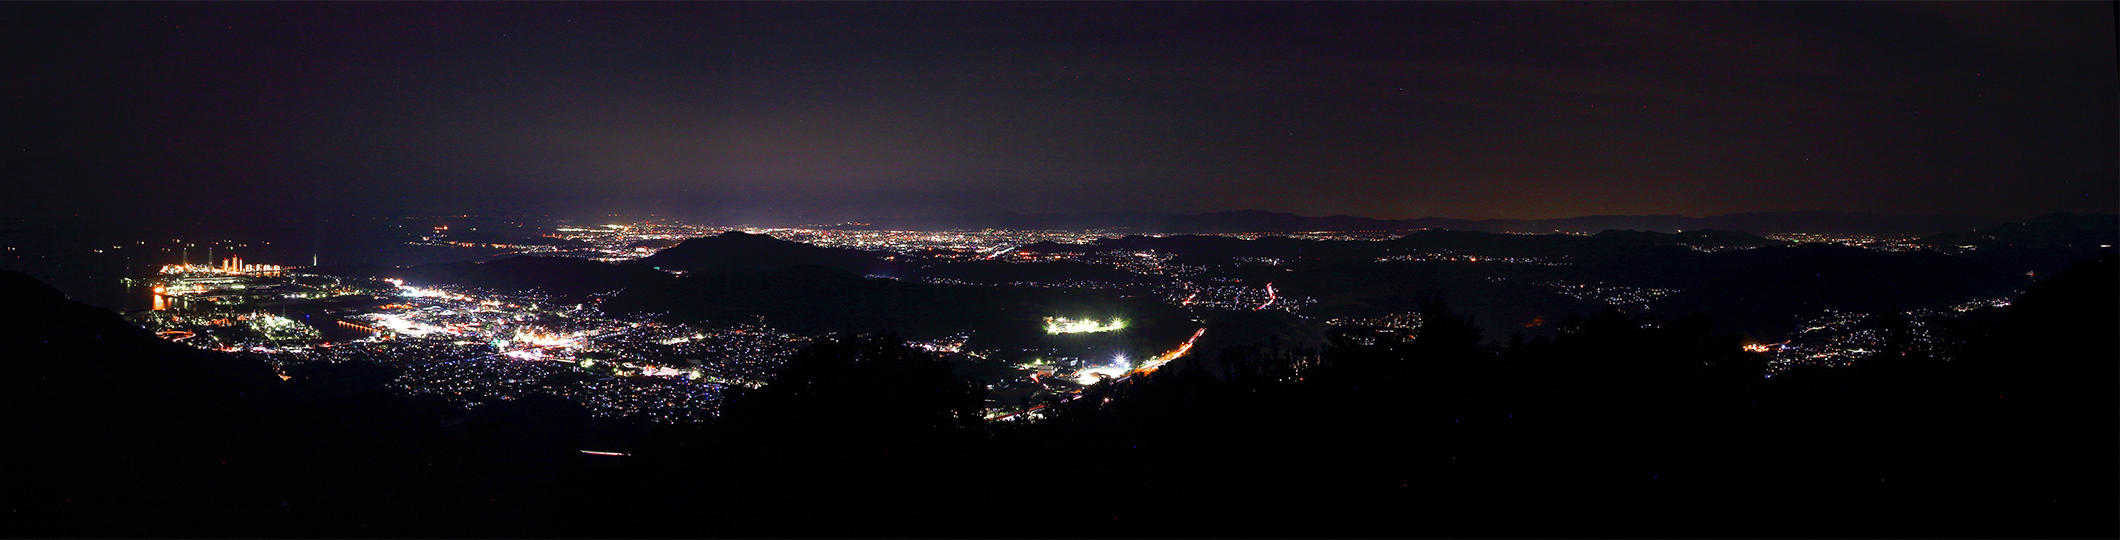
[1255,283,1277,311]
[122,215,2030,428]
[1075,365,1130,384]
[1045,316,1126,334]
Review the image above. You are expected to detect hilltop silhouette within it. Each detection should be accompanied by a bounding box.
[632,230,904,276]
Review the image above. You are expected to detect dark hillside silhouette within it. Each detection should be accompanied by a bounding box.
[1923,212,2120,278]
[593,266,2111,537]
[604,264,1194,349]
[721,333,986,433]
[0,270,629,537]
[632,230,904,276]
[1922,212,2118,253]
[1650,243,2027,338]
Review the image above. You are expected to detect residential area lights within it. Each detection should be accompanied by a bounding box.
[1044,316,1125,334]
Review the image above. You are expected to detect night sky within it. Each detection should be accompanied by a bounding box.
[5,2,2113,226]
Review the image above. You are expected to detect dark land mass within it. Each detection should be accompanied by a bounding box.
[435,231,590,249]
[307,256,674,300]
[632,230,905,277]
[910,259,1144,286]
[577,257,2119,538]
[314,217,2096,346]
[1925,212,2120,274]
[1489,210,2007,237]
[298,230,1194,349]
[392,256,672,298]
[1187,309,1331,370]
[1924,212,2118,252]
[0,214,511,312]
[1023,228,2044,340]
[602,264,1195,351]
[1,269,644,538]
[4,253,2113,537]
[1645,244,2026,338]
[624,238,682,250]
[1242,259,1613,339]
[1023,227,1786,260]
[305,237,1194,351]
[873,209,2004,236]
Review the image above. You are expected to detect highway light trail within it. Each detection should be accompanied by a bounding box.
[988,326,1207,422]
[1137,327,1207,373]
[1255,283,1277,311]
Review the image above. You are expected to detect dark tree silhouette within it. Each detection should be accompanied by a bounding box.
[722,332,987,434]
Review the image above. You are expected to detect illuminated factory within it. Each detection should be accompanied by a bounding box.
[159,255,285,276]
[145,256,305,311]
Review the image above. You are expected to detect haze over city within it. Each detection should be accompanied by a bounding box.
[5,2,2114,227]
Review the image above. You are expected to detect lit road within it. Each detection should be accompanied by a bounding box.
[1255,283,1277,311]
[987,326,1206,421]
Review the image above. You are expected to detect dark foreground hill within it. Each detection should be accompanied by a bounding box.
[597,256,2116,538]
[3,250,2114,537]
[0,270,639,537]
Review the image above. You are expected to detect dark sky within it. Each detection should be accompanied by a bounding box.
[5,2,2114,225]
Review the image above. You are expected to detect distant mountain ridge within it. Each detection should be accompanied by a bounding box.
[1922,212,2118,252]
[865,209,2009,236]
